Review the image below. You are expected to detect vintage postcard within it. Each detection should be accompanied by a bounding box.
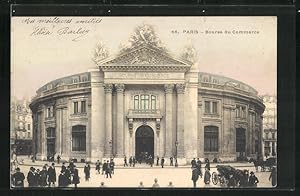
[10,16,277,188]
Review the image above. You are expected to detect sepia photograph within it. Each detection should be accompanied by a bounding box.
[10,16,277,188]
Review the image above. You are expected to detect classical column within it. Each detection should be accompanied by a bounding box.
[55,108,61,156]
[115,83,125,157]
[104,83,113,157]
[176,83,185,158]
[90,69,105,161]
[164,84,174,157]
[41,109,46,160]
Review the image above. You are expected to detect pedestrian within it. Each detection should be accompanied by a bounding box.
[57,154,61,164]
[168,181,174,188]
[170,156,173,166]
[138,181,144,188]
[65,166,71,185]
[102,160,107,175]
[61,162,66,173]
[34,169,41,187]
[110,159,115,174]
[205,158,210,170]
[72,165,80,188]
[191,165,199,188]
[39,166,48,187]
[47,163,56,187]
[124,156,128,167]
[105,160,112,178]
[269,166,277,187]
[248,171,259,187]
[11,167,25,188]
[149,155,153,167]
[69,160,75,174]
[95,160,101,174]
[152,178,160,188]
[129,156,133,167]
[239,170,249,187]
[196,158,202,178]
[204,167,211,185]
[174,156,178,167]
[161,157,165,168]
[58,170,68,187]
[227,174,236,188]
[133,157,136,167]
[27,167,37,187]
[84,162,91,181]
[191,158,196,167]
[99,182,106,188]
[156,156,159,166]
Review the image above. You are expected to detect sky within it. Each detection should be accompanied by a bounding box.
[11,16,277,99]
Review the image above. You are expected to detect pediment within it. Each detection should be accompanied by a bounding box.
[97,44,192,72]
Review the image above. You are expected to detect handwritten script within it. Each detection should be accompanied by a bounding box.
[22,17,103,41]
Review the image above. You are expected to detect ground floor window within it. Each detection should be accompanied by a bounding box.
[72,125,86,151]
[204,126,219,152]
[236,128,246,153]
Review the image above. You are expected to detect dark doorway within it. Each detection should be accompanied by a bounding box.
[46,127,55,161]
[135,125,154,163]
[236,128,246,160]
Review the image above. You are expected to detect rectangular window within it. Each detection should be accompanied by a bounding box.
[28,132,31,138]
[151,95,156,110]
[204,101,210,113]
[27,124,30,130]
[81,101,86,113]
[212,102,218,114]
[204,130,218,152]
[134,95,139,109]
[74,102,78,114]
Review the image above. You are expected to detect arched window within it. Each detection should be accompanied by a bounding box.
[72,125,86,151]
[204,126,218,152]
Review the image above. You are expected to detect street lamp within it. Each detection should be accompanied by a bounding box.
[175,140,178,167]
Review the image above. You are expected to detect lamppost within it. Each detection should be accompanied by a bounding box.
[175,140,178,167]
[109,140,113,159]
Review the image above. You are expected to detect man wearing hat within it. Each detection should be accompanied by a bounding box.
[11,167,25,188]
[191,165,199,188]
[248,171,259,187]
[47,163,56,187]
[27,167,37,187]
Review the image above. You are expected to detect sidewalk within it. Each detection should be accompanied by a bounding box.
[15,156,255,169]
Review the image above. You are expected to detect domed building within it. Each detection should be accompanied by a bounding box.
[29,26,265,164]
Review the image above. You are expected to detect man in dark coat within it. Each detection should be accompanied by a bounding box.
[129,156,133,167]
[110,159,115,174]
[132,157,136,167]
[61,162,66,173]
[124,156,128,167]
[170,156,173,166]
[58,170,68,187]
[269,166,277,187]
[161,157,165,168]
[27,167,37,187]
[191,158,196,167]
[57,154,61,164]
[39,166,48,187]
[205,158,210,170]
[84,162,91,181]
[72,165,80,188]
[191,165,199,188]
[95,160,101,174]
[47,163,56,187]
[105,160,112,178]
[196,158,202,178]
[65,166,71,185]
[102,160,107,175]
[156,156,159,166]
[204,167,211,185]
[11,167,25,188]
[248,171,259,187]
[239,170,249,187]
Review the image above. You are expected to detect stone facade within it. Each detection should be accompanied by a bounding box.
[30,40,265,164]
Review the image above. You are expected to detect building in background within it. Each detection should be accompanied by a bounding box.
[262,95,277,159]
[10,97,33,155]
[29,25,265,164]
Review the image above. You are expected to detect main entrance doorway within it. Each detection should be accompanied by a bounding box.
[135,125,154,163]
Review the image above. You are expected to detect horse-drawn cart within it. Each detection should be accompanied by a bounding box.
[211,165,246,187]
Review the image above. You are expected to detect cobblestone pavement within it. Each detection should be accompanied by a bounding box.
[12,157,274,188]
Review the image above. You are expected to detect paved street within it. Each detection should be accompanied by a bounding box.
[12,157,274,188]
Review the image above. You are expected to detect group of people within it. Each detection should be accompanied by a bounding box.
[11,161,85,188]
[95,159,115,178]
[191,158,210,188]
